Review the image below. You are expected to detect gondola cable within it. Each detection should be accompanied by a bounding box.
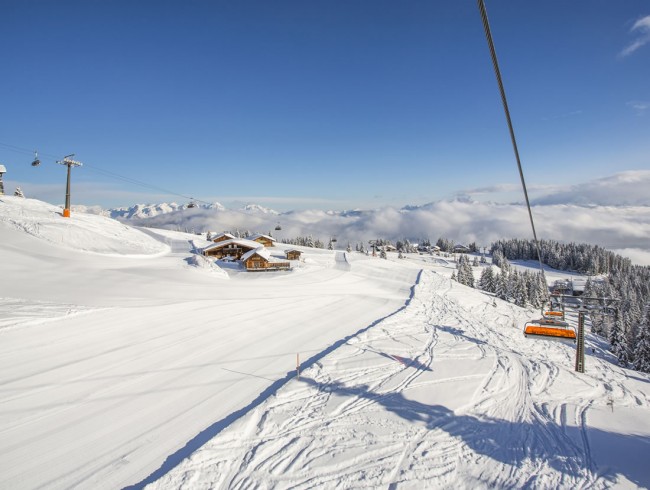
[0,141,210,206]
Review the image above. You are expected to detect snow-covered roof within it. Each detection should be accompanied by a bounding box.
[212,232,236,240]
[0,164,6,173]
[241,247,271,262]
[203,238,260,252]
[248,233,276,242]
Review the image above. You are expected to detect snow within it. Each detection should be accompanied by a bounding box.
[1,196,649,489]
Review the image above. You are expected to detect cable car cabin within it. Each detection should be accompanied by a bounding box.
[275,224,282,231]
[187,201,196,208]
[524,320,576,342]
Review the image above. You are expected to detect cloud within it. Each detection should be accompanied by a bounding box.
[531,170,650,206]
[627,100,650,115]
[133,199,650,266]
[620,15,650,57]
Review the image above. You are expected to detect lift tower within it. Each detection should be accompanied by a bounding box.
[57,154,83,218]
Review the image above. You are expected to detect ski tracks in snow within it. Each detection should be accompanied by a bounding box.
[148,270,645,489]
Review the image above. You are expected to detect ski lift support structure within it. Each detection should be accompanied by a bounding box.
[57,154,83,218]
[477,0,622,373]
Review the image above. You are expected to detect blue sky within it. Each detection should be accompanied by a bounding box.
[1,0,649,210]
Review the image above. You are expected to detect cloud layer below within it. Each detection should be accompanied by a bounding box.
[136,200,650,265]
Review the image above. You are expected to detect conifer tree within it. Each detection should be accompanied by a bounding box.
[479,266,496,293]
[634,320,650,373]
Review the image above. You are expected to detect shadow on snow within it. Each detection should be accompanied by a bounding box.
[298,375,650,489]
[123,270,423,489]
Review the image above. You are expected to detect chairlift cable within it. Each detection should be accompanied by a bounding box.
[0,140,211,206]
[477,0,548,300]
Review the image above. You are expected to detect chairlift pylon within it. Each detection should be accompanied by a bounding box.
[31,150,40,167]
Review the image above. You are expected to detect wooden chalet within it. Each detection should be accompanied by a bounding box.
[285,249,302,260]
[453,244,471,253]
[248,233,276,247]
[203,238,260,259]
[242,247,290,271]
[211,232,237,243]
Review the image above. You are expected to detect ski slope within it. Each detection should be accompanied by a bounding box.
[1,196,649,489]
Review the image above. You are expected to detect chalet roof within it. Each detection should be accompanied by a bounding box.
[212,232,236,240]
[203,238,260,252]
[248,233,276,242]
[241,247,271,262]
[285,249,302,254]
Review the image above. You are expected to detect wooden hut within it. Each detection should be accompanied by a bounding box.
[248,233,276,247]
[285,249,302,260]
[211,232,236,243]
[242,247,290,271]
[203,238,259,259]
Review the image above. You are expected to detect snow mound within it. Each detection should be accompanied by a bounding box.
[185,254,229,279]
[0,196,168,255]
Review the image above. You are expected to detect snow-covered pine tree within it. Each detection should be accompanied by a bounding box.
[513,273,528,307]
[495,270,508,300]
[463,260,474,288]
[479,266,496,293]
[472,256,479,267]
[634,317,650,373]
[14,187,25,198]
[609,312,628,367]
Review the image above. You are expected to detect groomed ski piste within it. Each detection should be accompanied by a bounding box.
[1,196,649,489]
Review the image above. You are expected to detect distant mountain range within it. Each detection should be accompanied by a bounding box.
[72,201,456,222]
[72,201,281,220]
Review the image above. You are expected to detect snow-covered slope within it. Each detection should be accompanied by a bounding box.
[1,196,648,489]
[148,270,650,489]
[1,196,167,255]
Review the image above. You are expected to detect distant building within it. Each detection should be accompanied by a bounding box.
[203,238,260,259]
[210,232,237,243]
[285,250,302,260]
[248,233,276,247]
[242,247,290,271]
[453,244,471,253]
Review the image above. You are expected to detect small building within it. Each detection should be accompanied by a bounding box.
[285,249,302,260]
[242,247,290,271]
[203,238,260,259]
[248,233,276,247]
[453,244,471,253]
[211,232,237,243]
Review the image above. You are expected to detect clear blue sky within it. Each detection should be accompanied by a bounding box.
[1,0,648,210]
